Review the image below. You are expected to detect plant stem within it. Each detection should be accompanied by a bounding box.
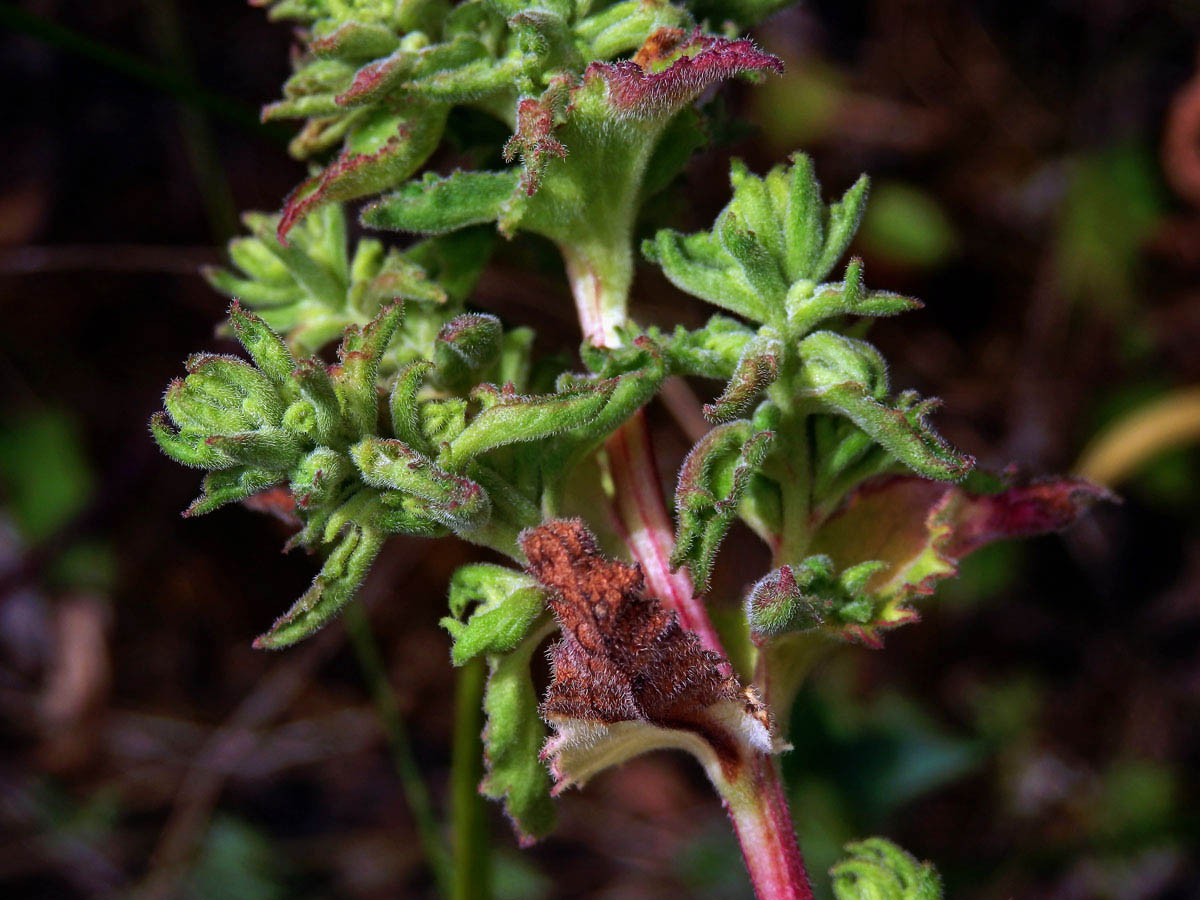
[720,755,815,900]
[561,241,632,347]
[567,242,813,900]
[342,602,453,897]
[451,656,491,900]
[606,409,724,654]
[605,413,814,899]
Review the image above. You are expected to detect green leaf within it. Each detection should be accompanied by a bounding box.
[242,211,346,308]
[479,618,557,845]
[787,258,922,334]
[362,170,520,235]
[432,313,503,392]
[811,386,973,483]
[831,838,942,900]
[444,380,617,470]
[717,212,788,311]
[186,468,284,518]
[289,447,352,509]
[813,173,869,285]
[643,154,871,327]
[659,316,756,380]
[389,360,435,452]
[797,331,973,482]
[537,356,666,492]
[229,302,298,389]
[202,429,307,471]
[352,437,490,529]
[336,302,405,436]
[254,523,385,649]
[441,563,545,665]
[642,228,767,322]
[672,421,773,590]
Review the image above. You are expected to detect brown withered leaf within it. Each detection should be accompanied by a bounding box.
[519,519,773,786]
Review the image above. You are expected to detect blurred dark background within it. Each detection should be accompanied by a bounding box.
[2,0,1200,897]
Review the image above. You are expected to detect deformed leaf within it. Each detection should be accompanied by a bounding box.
[672,421,773,590]
[185,467,284,517]
[279,103,449,241]
[362,169,520,235]
[352,437,490,529]
[444,380,617,470]
[581,31,783,121]
[431,313,502,391]
[480,617,558,844]
[809,474,1114,608]
[441,563,546,665]
[798,331,973,482]
[520,519,776,792]
[254,522,385,649]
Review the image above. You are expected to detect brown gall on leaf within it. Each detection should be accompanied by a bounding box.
[581,29,784,120]
[519,519,777,791]
[809,473,1116,641]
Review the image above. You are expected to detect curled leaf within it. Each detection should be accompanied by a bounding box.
[352,437,490,529]
[672,421,774,590]
[704,327,783,422]
[445,380,617,470]
[810,473,1115,609]
[831,838,942,900]
[582,30,782,120]
[441,563,546,665]
[254,522,385,650]
[520,519,776,792]
[279,104,448,241]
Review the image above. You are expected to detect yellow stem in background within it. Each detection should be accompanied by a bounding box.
[1075,386,1200,486]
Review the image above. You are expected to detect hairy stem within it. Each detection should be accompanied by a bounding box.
[606,409,724,654]
[568,243,813,900]
[562,241,633,347]
[343,602,452,896]
[451,656,491,900]
[720,755,815,900]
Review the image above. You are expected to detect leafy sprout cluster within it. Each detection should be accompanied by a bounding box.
[152,0,1108,889]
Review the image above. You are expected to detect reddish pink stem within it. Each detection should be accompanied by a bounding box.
[570,249,811,900]
[605,410,723,654]
[723,755,815,900]
[604,411,813,900]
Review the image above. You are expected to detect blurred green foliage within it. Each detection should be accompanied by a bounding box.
[0,407,116,590]
[0,408,94,542]
[858,183,957,270]
[1054,144,1164,316]
[189,816,291,900]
